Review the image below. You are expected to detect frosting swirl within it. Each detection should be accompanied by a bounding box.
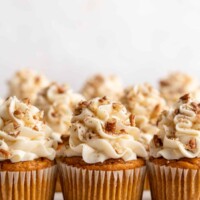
[81,74,123,100]
[0,96,58,163]
[121,83,166,148]
[150,94,200,159]
[61,97,147,164]
[35,83,84,135]
[159,72,200,106]
[8,69,49,104]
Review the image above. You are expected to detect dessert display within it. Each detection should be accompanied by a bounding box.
[0,96,59,199]
[2,68,200,199]
[159,72,200,106]
[81,74,123,100]
[35,82,84,136]
[8,69,49,104]
[57,97,147,200]
[149,94,200,200]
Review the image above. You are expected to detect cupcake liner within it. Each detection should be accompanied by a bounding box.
[0,165,57,200]
[143,171,150,190]
[58,162,146,200]
[148,162,200,200]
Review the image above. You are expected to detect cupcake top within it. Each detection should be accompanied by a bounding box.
[0,96,59,163]
[159,72,200,106]
[121,83,166,146]
[81,74,123,100]
[150,94,200,160]
[60,97,147,164]
[8,69,49,104]
[35,83,84,135]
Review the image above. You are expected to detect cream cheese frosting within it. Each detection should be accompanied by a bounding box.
[150,94,200,160]
[81,74,123,101]
[0,96,59,163]
[35,83,85,136]
[61,97,147,164]
[121,83,166,148]
[159,72,200,106]
[8,68,49,104]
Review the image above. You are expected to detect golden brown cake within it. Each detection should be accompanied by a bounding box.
[149,94,200,200]
[0,96,59,200]
[58,97,147,200]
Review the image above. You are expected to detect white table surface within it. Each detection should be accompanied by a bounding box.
[54,191,151,200]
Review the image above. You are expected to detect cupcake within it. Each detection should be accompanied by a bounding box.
[81,74,123,101]
[35,82,84,136]
[159,71,200,106]
[121,83,166,149]
[121,83,166,189]
[149,94,200,200]
[58,97,147,200]
[35,82,84,192]
[0,96,59,199]
[8,68,49,104]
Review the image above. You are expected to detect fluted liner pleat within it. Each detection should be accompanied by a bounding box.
[58,163,146,200]
[148,162,200,200]
[0,165,57,200]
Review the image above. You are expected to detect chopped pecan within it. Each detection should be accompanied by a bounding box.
[14,110,22,116]
[153,135,163,147]
[22,98,30,105]
[150,104,161,120]
[129,114,135,126]
[180,93,190,102]
[33,125,39,131]
[191,102,200,114]
[0,149,10,158]
[159,80,170,87]
[105,118,116,133]
[187,138,196,150]
[57,85,66,94]
[119,129,126,134]
[98,96,109,105]
[174,108,179,115]
[35,76,41,84]
[8,131,20,137]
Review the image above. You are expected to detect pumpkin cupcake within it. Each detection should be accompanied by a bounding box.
[57,96,147,200]
[159,71,200,106]
[8,68,49,104]
[81,74,123,101]
[0,96,59,200]
[149,94,200,200]
[35,82,84,191]
[121,83,166,189]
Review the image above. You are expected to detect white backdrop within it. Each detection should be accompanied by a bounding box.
[1,0,200,96]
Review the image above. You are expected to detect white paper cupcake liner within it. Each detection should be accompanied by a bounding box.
[0,165,57,200]
[148,161,200,200]
[58,162,146,200]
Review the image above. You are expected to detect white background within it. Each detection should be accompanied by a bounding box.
[1,0,200,97]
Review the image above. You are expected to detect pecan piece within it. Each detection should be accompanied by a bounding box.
[0,149,10,158]
[180,93,190,102]
[129,114,135,126]
[105,118,116,133]
[153,135,163,147]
